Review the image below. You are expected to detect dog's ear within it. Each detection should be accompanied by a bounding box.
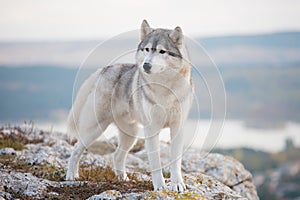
[140,20,152,40]
[170,26,183,47]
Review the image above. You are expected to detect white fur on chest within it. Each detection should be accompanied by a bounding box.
[132,69,193,127]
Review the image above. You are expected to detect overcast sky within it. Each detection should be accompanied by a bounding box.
[0,0,300,41]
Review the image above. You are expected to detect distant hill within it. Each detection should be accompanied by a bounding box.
[199,32,300,49]
[0,32,299,68]
[198,32,300,67]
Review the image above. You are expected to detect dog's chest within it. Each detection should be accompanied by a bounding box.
[134,83,191,124]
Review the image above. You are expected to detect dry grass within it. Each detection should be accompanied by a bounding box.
[47,164,153,199]
[0,125,44,146]
[0,139,25,150]
[78,164,153,191]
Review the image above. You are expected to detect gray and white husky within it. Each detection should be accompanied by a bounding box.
[66,20,193,192]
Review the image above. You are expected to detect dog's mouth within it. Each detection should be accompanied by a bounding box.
[144,69,151,74]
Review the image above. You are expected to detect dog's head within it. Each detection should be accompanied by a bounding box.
[136,20,184,74]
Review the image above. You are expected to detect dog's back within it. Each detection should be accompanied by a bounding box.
[66,63,138,139]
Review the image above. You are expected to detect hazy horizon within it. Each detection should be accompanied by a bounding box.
[0,30,299,43]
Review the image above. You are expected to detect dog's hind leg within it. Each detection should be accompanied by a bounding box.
[66,139,85,180]
[66,120,109,180]
[113,120,139,180]
[66,94,111,180]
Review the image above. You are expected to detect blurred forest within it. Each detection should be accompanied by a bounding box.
[0,65,299,129]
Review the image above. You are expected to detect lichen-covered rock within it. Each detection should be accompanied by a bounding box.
[87,190,122,200]
[0,124,259,199]
[13,127,108,169]
[0,148,16,156]
[181,149,259,200]
[0,191,12,200]
[184,173,247,200]
[0,170,59,199]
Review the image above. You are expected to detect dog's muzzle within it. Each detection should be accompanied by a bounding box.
[143,62,152,73]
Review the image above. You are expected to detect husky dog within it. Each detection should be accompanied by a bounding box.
[66,20,193,192]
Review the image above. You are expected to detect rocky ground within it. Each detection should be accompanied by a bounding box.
[0,124,259,200]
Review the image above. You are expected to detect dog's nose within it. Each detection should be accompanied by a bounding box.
[143,62,152,72]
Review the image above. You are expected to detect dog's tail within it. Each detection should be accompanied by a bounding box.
[66,70,99,140]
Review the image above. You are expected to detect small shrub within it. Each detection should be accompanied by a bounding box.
[0,139,25,150]
[0,124,45,146]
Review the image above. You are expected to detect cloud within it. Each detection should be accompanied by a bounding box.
[0,0,300,41]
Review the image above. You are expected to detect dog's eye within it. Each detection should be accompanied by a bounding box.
[168,52,177,57]
[145,48,150,52]
[159,50,166,54]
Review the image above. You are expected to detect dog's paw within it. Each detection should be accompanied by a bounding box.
[170,181,186,193]
[154,184,168,191]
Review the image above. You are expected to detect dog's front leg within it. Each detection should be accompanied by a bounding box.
[144,127,166,191]
[170,127,186,192]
